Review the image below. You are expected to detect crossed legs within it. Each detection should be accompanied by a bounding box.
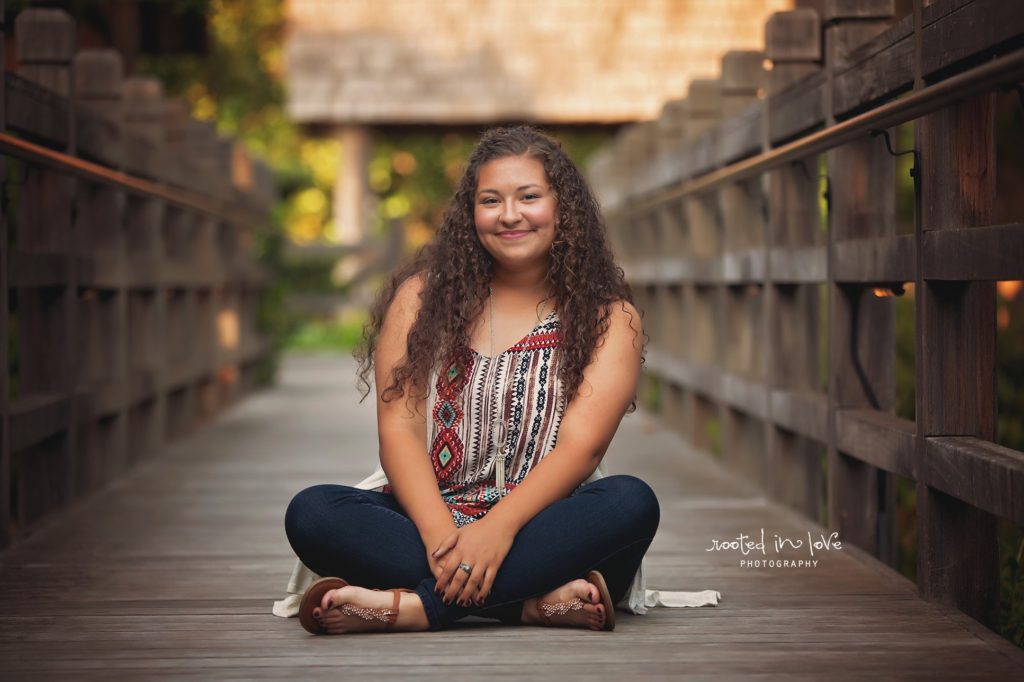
[284,474,660,631]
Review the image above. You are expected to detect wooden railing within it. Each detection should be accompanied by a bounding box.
[0,8,276,548]
[589,0,1024,629]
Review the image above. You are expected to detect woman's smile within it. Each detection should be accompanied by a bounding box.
[497,229,534,240]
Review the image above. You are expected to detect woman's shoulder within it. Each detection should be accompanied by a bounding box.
[602,299,643,336]
[389,271,428,314]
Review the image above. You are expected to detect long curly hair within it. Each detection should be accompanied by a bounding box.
[355,125,643,411]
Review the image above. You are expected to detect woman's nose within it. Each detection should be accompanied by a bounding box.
[500,200,521,224]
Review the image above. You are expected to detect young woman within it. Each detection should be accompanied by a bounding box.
[284,125,660,633]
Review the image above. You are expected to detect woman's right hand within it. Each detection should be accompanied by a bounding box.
[422,528,453,582]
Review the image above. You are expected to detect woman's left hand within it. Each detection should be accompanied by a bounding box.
[432,517,516,606]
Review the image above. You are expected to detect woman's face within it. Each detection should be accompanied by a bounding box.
[474,154,557,273]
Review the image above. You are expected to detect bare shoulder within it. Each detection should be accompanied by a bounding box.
[387,272,428,323]
[602,299,644,348]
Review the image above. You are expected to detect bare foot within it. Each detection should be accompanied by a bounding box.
[521,578,606,630]
[311,585,430,634]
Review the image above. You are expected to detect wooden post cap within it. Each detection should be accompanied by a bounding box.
[73,50,123,99]
[722,51,767,93]
[765,9,822,63]
[15,9,75,63]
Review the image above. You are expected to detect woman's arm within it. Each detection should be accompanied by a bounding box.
[434,300,644,604]
[375,274,457,553]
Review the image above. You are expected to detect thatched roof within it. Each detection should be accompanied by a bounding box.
[285,0,791,125]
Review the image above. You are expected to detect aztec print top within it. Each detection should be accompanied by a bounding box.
[425,310,565,527]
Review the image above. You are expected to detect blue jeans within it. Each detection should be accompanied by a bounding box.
[284,474,660,631]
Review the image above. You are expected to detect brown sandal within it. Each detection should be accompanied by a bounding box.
[298,576,414,635]
[536,570,616,631]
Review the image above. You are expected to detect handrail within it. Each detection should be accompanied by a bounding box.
[622,48,1024,212]
[0,131,264,224]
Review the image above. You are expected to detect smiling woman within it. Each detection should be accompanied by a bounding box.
[280,126,665,635]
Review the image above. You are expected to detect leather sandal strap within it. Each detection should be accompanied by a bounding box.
[383,588,414,631]
[384,590,401,630]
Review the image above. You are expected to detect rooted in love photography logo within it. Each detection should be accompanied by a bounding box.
[704,528,843,568]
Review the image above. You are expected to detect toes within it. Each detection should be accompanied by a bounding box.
[321,588,339,611]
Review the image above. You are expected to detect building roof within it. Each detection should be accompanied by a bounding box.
[285,0,792,125]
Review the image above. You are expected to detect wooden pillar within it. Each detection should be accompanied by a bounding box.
[763,9,829,520]
[14,8,78,525]
[823,0,899,564]
[73,48,128,492]
[0,0,9,549]
[126,79,173,448]
[333,125,372,244]
[765,8,822,96]
[915,94,999,628]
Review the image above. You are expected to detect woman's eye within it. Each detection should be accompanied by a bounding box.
[523,193,540,200]
[481,197,499,205]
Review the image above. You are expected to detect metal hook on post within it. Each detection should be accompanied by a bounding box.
[790,158,831,214]
[869,128,919,180]
[870,128,920,209]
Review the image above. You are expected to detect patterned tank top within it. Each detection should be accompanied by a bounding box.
[426,310,565,527]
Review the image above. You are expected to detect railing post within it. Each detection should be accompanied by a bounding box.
[13,7,78,525]
[0,0,8,549]
[825,2,898,563]
[73,48,128,490]
[123,88,167,460]
[762,8,829,522]
[916,93,999,628]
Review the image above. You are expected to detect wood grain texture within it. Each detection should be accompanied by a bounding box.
[833,234,914,283]
[924,436,1024,527]
[922,222,1024,280]
[916,94,999,628]
[1,355,1022,678]
[835,408,915,479]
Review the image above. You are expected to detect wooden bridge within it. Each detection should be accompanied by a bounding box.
[1,354,1023,678]
[3,0,1024,677]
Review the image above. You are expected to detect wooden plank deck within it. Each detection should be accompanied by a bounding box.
[1,354,1022,680]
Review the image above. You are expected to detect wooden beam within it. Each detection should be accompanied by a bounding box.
[833,234,915,283]
[771,389,829,442]
[832,15,914,117]
[769,246,827,283]
[921,0,1024,79]
[923,436,1024,527]
[835,408,916,479]
[9,395,71,452]
[922,223,1024,280]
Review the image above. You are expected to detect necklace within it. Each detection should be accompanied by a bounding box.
[487,287,552,498]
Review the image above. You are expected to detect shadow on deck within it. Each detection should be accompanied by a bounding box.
[1,355,1022,679]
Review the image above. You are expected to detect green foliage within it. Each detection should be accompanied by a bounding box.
[130,0,333,382]
[642,374,663,414]
[1000,520,1024,648]
[894,476,917,583]
[706,416,721,458]
[894,293,916,421]
[286,312,369,353]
